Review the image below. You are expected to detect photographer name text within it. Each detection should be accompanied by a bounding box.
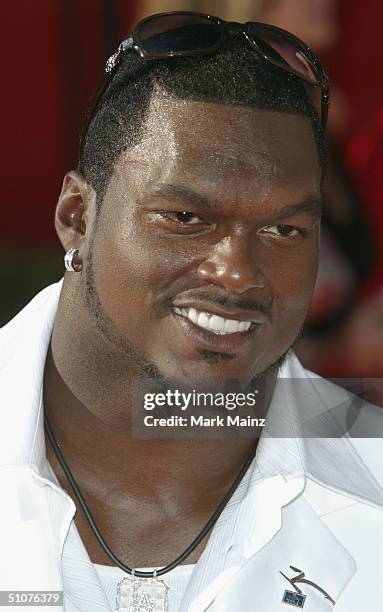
[143,415,266,428]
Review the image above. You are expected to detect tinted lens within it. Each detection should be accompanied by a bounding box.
[247,23,320,83]
[137,14,224,55]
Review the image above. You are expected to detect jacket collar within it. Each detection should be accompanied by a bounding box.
[204,493,357,612]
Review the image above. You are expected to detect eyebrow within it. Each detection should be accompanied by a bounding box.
[269,197,322,221]
[150,184,212,209]
[149,184,321,218]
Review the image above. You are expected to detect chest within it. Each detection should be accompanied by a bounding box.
[73,506,210,567]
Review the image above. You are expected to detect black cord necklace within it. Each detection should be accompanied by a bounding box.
[44,412,257,578]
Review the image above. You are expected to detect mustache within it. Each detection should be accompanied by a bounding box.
[172,289,272,318]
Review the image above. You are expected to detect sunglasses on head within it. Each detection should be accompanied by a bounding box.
[82,11,329,151]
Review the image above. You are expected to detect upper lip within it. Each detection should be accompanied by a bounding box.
[171,300,268,324]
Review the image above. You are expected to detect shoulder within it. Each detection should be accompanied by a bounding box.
[280,352,383,499]
[283,351,383,436]
[0,280,63,366]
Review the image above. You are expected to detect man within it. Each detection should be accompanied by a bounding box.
[0,12,382,612]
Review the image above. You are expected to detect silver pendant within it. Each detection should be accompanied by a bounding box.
[116,574,169,612]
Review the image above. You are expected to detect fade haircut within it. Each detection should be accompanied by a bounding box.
[78,33,326,209]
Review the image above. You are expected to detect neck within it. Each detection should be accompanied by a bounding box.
[44,295,278,511]
[44,349,278,512]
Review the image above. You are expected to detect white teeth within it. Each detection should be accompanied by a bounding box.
[188,308,198,324]
[238,321,250,332]
[173,306,252,335]
[225,319,240,333]
[197,312,210,329]
[209,314,226,333]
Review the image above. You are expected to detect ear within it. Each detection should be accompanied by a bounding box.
[55,170,94,252]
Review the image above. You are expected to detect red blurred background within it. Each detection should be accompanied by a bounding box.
[1,0,383,380]
[1,1,138,247]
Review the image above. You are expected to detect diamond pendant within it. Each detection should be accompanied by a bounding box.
[116,575,169,612]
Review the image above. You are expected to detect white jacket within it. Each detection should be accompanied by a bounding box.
[1,280,383,611]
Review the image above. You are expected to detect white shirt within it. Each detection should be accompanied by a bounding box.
[44,419,260,611]
[44,458,195,611]
[1,280,383,611]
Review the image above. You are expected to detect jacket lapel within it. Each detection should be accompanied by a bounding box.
[180,474,305,611]
[198,493,356,611]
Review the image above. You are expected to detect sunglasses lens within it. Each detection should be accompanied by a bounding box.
[247,24,320,84]
[137,14,224,55]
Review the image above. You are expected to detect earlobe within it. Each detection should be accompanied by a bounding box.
[55,170,91,251]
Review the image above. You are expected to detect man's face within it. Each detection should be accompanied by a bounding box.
[85,96,321,385]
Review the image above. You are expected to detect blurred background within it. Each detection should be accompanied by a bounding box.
[2,0,383,382]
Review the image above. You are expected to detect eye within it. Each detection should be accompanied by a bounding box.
[260,224,302,238]
[159,211,206,225]
[152,209,214,235]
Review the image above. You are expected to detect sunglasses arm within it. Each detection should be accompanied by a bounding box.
[106,36,134,73]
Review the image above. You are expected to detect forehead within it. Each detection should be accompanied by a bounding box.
[114,94,321,204]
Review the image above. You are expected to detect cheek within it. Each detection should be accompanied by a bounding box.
[264,236,319,335]
[87,210,196,335]
[90,225,158,327]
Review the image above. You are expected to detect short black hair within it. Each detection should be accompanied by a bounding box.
[78,33,326,208]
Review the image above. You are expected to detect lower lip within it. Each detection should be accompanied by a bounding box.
[172,312,264,354]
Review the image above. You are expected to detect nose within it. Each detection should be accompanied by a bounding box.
[196,235,266,294]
